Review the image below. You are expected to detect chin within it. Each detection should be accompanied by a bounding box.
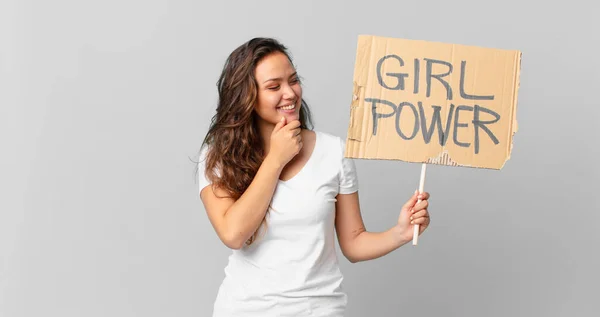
[276,107,301,122]
[283,113,300,122]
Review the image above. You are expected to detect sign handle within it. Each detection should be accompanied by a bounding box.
[413,163,427,246]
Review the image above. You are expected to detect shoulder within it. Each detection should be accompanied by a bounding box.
[196,144,220,193]
[197,144,221,175]
[312,131,359,193]
[197,144,209,169]
[313,130,349,162]
[313,130,347,151]
[312,130,351,166]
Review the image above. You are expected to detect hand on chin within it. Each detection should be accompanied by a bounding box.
[277,110,299,123]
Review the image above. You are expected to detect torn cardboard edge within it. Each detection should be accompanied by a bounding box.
[344,35,522,170]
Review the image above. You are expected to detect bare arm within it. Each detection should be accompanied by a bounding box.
[199,118,302,249]
[334,191,430,263]
[200,156,284,249]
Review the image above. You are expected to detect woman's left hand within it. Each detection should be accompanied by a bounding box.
[395,190,431,243]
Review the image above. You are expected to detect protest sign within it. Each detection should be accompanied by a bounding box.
[345,35,522,244]
[345,35,521,170]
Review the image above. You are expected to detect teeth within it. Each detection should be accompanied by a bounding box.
[279,104,295,110]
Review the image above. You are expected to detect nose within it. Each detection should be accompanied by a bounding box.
[282,83,296,100]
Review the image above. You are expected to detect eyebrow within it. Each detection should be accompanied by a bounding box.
[262,72,297,84]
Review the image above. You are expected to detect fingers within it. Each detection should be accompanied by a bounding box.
[285,126,302,142]
[412,215,430,226]
[410,211,430,225]
[273,116,287,132]
[412,199,429,212]
[402,190,420,210]
[410,196,430,225]
[410,209,428,219]
[283,119,301,130]
[287,121,302,140]
[290,133,302,155]
[403,190,430,212]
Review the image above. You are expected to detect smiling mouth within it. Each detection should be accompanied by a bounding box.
[278,104,295,110]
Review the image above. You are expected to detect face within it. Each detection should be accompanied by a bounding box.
[253,51,302,126]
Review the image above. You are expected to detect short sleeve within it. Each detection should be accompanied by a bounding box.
[338,138,359,194]
[197,147,212,195]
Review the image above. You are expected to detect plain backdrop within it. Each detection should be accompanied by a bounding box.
[1,0,598,316]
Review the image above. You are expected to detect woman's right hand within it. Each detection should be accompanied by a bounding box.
[267,116,303,167]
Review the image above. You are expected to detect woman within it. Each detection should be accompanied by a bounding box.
[197,37,431,316]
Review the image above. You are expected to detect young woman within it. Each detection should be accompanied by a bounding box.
[197,37,431,317]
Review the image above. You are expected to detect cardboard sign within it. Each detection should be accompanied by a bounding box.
[345,35,521,169]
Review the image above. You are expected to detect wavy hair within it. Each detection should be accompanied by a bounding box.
[199,37,313,246]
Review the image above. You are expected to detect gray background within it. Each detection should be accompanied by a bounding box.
[1,0,598,316]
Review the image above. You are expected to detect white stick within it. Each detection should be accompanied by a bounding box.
[413,163,427,246]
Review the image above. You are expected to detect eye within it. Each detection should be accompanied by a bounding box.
[290,77,300,84]
[267,85,280,91]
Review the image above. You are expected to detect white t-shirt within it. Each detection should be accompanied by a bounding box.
[198,130,359,317]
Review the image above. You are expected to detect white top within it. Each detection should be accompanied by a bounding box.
[198,131,359,317]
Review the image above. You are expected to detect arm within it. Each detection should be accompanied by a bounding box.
[334,191,430,263]
[200,118,302,250]
[200,156,284,250]
[334,192,406,263]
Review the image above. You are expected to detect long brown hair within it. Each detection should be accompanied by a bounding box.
[199,37,313,245]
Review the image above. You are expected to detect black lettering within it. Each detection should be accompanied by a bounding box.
[425,58,453,100]
[376,55,408,90]
[460,61,494,100]
[453,105,473,148]
[395,102,419,140]
[418,103,455,145]
[472,104,500,154]
[367,98,397,136]
[413,58,420,94]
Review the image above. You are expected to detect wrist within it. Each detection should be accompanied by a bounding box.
[391,224,411,247]
[263,154,285,173]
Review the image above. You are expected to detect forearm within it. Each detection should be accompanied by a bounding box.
[223,155,283,246]
[346,226,410,263]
